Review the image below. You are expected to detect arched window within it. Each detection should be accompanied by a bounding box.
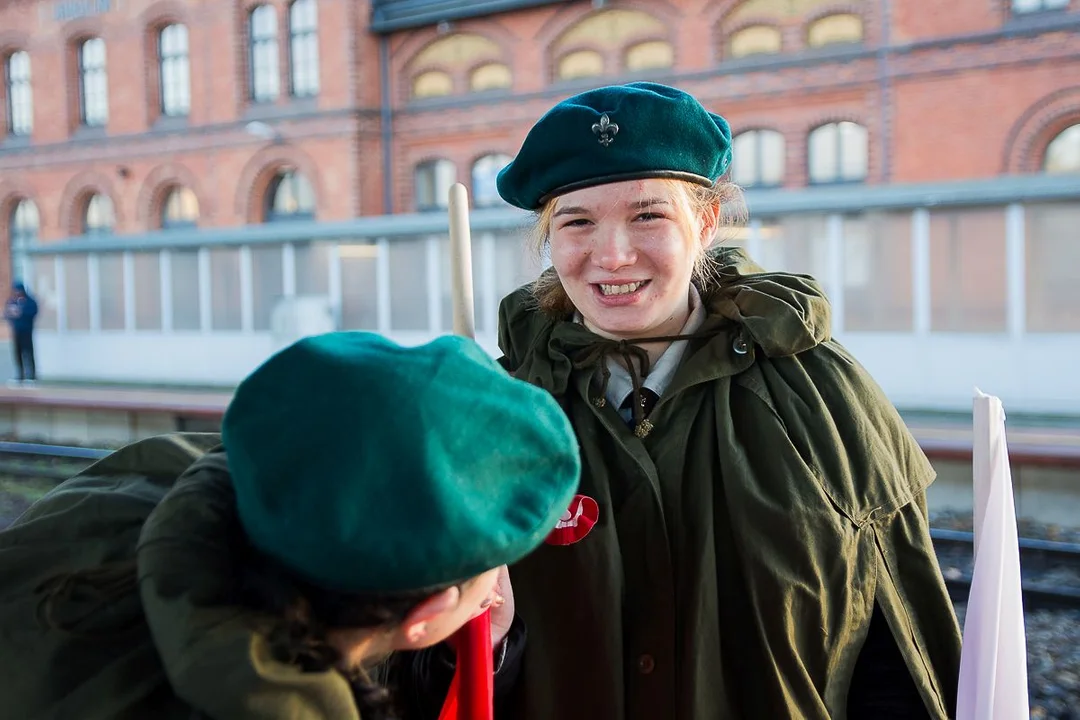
[412,70,453,99]
[159,24,190,116]
[470,63,512,92]
[161,186,199,228]
[265,170,315,222]
[808,122,868,183]
[472,154,512,208]
[250,5,280,102]
[728,26,782,59]
[408,33,504,98]
[807,14,863,48]
[78,37,108,126]
[731,130,785,187]
[83,193,115,234]
[9,199,38,283]
[625,40,674,71]
[5,50,33,135]
[289,0,320,97]
[557,50,604,81]
[1044,123,1080,174]
[415,159,456,211]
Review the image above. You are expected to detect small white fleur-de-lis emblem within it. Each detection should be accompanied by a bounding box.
[591,114,619,146]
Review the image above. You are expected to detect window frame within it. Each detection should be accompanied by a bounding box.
[471,153,512,208]
[731,129,786,188]
[264,170,316,223]
[414,159,456,212]
[82,193,115,235]
[288,0,320,98]
[78,37,108,128]
[249,4,281,103]
[807,121,869,185]
[158,23,191,117]
[5,50,33,136]
[1043,122,1080,174]
[161,186,200,229]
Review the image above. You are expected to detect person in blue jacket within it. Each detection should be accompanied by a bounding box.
[4,281,38,385]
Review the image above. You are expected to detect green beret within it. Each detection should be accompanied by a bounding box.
[222,332,581,595]
[497,81,733,210]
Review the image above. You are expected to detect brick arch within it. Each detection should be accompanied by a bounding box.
[540,2,679,84]
[0,30,32,55]
[398,22,518,69]
[239,0,278,14]
[468,149,513,168]
[0,181,40,251]
[536,0,681,47]
[400,30,516,103]
[412,154,460,176]
[58,170,121,236]
[139,0,191,28]
[806,114,870,133]
[235,144,323,223]
[1002,87,1080,174]
[704,0,764,28]
[802,3,867,27]
[732,124,787,136]
[137,163,209,229]
[402,31,513,76]
[62,16,108,44]
[0,175,37,218]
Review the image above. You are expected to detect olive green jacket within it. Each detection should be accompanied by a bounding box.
[0,434,369,720]
[493,247,962,719]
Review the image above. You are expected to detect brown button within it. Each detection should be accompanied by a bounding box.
[638,654,655,674]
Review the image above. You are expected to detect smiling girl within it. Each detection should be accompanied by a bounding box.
[427,82,965,720]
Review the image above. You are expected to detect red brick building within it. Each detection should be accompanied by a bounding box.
[2,0,1078,239]
[0,0,1077,413]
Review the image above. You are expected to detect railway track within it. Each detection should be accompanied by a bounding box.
[3,442,1080,609]
[0,440,109,480]
[931,528,1080,610]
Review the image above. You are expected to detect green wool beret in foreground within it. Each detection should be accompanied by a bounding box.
[222,332,581,595]
[497,81,733,210]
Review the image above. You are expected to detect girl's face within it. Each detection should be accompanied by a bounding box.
[547,178,713,340]
[418,567,501,646]
[327,567,501,669]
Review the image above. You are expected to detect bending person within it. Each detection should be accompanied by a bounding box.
[0,332,580,719]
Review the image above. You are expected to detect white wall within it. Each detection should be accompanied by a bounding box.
[31,329,1080,415]
[32,330,503,386]
[839,332,1080,415]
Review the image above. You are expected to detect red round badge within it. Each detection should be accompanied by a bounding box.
[545,495,599,546]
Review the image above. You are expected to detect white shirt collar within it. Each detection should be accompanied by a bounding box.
[574,286,706,411]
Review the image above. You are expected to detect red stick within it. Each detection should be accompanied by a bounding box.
[437,610,494,720]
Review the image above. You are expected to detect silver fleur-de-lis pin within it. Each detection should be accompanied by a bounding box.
[591,114,619,147]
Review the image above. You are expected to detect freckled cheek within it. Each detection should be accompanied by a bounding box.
[549,237,590,276]
[635,233,692,277]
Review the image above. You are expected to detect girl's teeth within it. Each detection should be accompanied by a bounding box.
[600,282,644,296]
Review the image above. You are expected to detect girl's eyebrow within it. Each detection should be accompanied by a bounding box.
[554,198,670,217]
[630,198,670,209]
[553,205,590,217]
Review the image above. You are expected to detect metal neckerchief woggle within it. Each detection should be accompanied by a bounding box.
[571,330,720,439]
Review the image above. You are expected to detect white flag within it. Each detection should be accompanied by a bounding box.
[956,389,1029,719]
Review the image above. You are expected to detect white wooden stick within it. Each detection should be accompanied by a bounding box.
[448,183,476,339]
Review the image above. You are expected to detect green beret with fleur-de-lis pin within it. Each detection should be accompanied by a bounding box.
[496,81,733,211]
